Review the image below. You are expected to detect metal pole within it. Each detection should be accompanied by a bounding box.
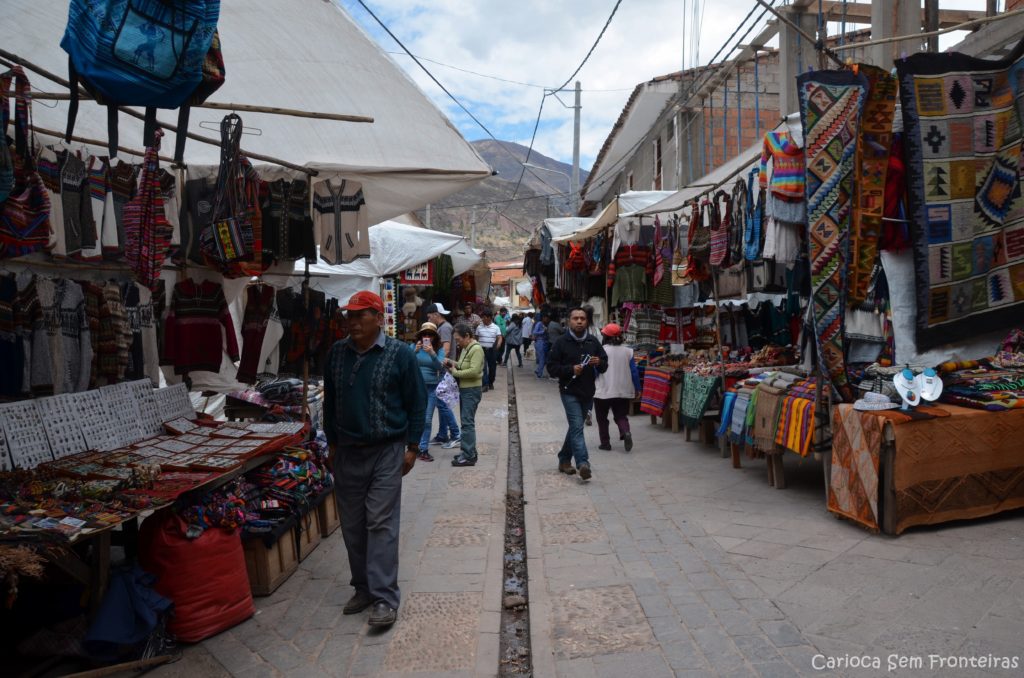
[302,260,311,421]
[425,203,431,229]
[736,71,742,156]
[986,0,998,17]
[572,81,581,216]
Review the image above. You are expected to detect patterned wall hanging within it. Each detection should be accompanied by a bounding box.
[897,38,1024,350]
[799,70,868,403]
[849,65,898,307]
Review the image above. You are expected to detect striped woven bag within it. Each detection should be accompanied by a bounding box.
[123,129,172,288]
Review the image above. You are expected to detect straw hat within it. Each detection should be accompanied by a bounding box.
[416,322,440,340]
[853,391,899,411]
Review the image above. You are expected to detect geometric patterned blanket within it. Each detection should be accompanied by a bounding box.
[799,70,868,403]
[896,38,1024,350]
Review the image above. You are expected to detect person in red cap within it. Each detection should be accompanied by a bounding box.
[323,290,426,628]
[593,322,641,452]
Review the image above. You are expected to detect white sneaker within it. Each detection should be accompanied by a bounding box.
[442,437,462,449]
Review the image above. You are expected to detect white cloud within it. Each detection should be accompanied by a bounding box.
[341,0,774,168]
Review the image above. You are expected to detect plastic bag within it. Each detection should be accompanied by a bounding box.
[435,372,460,410]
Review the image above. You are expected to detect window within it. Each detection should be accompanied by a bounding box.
[627,171,635,191]
[653,138,663,190]
[667,117,675,141]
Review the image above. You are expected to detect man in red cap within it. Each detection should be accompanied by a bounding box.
[324,290,426,628]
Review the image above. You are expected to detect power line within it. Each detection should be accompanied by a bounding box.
[552,0,624,93]
[383,52,635,92]
[352,0,565,202]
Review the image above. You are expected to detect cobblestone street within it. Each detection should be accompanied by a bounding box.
[158,364,1024,677]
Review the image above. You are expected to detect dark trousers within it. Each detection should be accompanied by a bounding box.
[502,343,522,366]
[594,397,631,446]
[334,440,404,609]
[483,346,498,387]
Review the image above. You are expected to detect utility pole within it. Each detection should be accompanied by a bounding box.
[470,207,477,249]
[425,203,431,229]
[572,81,581,216]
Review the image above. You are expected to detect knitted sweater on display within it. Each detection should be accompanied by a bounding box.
[163,279,240,374]
[759,131,805,201]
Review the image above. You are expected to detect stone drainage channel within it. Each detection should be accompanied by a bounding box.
[498,367,532,676]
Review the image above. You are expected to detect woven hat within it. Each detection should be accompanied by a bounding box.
[853,391,899,411]
[917,367,943,402]
[416,322,440,340]
[893,368,921,407]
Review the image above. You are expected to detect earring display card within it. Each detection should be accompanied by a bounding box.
[128,380,164,438]
[209,426,249,439]
[34,395,88,461]
[0,400,54,469]
[245,422,304,436]
[175,433,211,445]
[154,438,197,454]
[154,383,194,423]
[164,418,199,435]
[99,383,145,447]
[70,390,122,452]
[0,426,11,472]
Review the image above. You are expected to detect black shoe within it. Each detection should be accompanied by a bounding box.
[623,433,633,452]
[418,451,435,462]
[598,443,612,451]
[585,413,593,426]
[558,463,576,475]
[343,590,374,615]
[578,463,592,480]
[368,601,397,627]
[452,455,477,467]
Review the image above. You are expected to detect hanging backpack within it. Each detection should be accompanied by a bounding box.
[61,0,223,163]
[709,190,730,268]
[0,67,51,259]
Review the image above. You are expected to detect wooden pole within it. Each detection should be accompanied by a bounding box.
[0,49,318,175]
[302,260,311,422]
[30,123,172,162]
[28,91,374,124]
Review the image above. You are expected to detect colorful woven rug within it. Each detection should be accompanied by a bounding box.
[849,65,898,307]
[639,366,673,417]
[775,395,815,457]
[800,71,867,403]
[680,373,720,428]
[896,39,1024,350]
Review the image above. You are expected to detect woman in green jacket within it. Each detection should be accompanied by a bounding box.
[444,323,484,467]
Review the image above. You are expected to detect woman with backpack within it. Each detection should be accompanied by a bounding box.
[502,314,524,368]
[593,323,641,452]
[444,323,484,467]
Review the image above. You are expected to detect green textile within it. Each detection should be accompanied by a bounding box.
[681,374,720,428]
[612,264,649,306]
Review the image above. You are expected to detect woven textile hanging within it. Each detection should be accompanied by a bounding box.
[799,70,867,403]
[896,38,1024,350]
[123,129,173,289]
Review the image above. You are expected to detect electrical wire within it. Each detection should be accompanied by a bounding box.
[551,0,624,93]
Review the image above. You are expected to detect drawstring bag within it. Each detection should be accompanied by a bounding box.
[709,190,730,268]
[200,114,255,270]
[123,128,172,288]
[0,67,51,259]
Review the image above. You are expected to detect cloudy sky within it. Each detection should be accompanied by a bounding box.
[338,0,988,171]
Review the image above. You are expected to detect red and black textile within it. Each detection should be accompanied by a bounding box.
[122,129,173,288]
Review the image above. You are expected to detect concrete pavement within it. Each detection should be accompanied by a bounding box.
[154,363,1024,677]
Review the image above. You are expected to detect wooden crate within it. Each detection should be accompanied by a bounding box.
[243,527,299,597]
[317,494,340,537]
[296,509,322,561]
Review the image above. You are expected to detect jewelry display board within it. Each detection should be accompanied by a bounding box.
[0,401,53,469]
[127,379,165,438]
[35,395,88,460]
[99,383,145,448]
[71,389,122,453]
[154,383,194,423]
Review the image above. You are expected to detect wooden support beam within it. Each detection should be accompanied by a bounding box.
[819,2,986,29]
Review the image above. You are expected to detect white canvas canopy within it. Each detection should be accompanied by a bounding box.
[541,216,594,241]
[4,0,492,225]
[635,142,763,216]
[552,191,675,243]
[275,221,480,304]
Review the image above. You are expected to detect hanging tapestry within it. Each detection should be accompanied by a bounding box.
[799,70,867,403]
[849,65,898,307]
[897,38,1024,350]
[680,373,719,429]
[639,366,673,417]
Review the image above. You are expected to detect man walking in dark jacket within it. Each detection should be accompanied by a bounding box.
[324,291,426,628]
[546,307,607,480]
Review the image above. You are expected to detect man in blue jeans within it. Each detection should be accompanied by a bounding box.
[546,307,607,480]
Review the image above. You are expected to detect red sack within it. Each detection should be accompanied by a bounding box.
[139,511,254,642]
